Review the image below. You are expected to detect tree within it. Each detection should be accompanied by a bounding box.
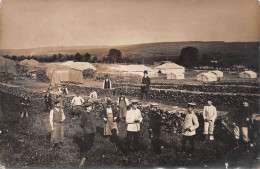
[11,55,17,61]
[107,49,122,63]
[177,47,199,68]
[75,53,83,62]
[83,53,91,62]
[92,56,98,63]
[200,53,211,66]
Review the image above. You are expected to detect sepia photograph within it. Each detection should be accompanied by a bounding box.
[0,0,259,168]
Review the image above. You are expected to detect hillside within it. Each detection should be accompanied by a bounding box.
[0,41,259,66]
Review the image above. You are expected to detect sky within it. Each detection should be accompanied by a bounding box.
[0,0,259,49]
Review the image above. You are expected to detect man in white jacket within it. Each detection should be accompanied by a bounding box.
[125,99,143,153]
[203,101,217,141]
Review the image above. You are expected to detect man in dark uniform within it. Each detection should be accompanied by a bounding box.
[103,74,112,100]
[140,70,151,100]
[79,103,96,167]
[20,95,30,118]
[44,90,52,111]
[148,103,163,154]
[233,101,253,151]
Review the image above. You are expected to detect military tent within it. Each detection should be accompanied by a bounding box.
[167,72,185,80]
[239,71,257,79]
[45,64,83,84]
[155,63,185,74]
[196,73,217,82]
[61,61,96,71]
[208,70,223,77]
[19,59,39,67]
[109,64,156,77]
[0,56,17,75]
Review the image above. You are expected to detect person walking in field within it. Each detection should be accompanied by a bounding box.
[233,101,253,151]
[101,100,119,138]
[103,74,112,100]
[181,103,199,156]
[20,95,30,118]
[140,70,150,101]
[71,92,85,119]
[125,100,143,153]
[79,103,96,167]
[89,89,98,103]
[49,100,66,149]
[117,92,129,121]
[44,90,52,111]
[203,101,217,142]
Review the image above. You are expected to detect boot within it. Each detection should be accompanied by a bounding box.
[25,112,28,118]
[21,112,24,118]
[79,157,86,167]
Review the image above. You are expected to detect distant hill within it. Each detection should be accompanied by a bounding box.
[0,41,259,67]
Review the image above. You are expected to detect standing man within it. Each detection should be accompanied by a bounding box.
[44,90,52,111]
[181,103,199,156]
[125,100,143,153]
[103,74,112,100]
[102,100,119,138]
[148,103,163,155]
[49,100,66,149]
[203,101,217,142]
[117,92,129,121]
[140,70,151,101]
[233,101,253,151]
[89,89,98,103]
[20,95,30,118]
[79,103,96,167]
[71,92,85,119]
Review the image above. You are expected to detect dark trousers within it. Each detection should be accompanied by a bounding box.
[126,131,139,153]
[104,88,111,97]
[181,135,195,154]
[81,133,95,157]
[45,101,52,111]
[140,88,149,100]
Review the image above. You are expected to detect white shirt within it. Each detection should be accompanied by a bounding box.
[90,91,98,100]
[203,105,217,121]
[71,96,84,106]
[182,112,199,136]
[107,107,113,114]
[126,108,143,132]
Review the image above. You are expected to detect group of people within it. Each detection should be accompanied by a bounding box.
[43,71,255,167]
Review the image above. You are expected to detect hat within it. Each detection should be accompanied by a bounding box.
[143,70,148,74]
[54,100,60,105]
[105,74,109,78]
[131,99,139,104]
[150,103,158,107]
[83,103,92,108]
[188,102,196,107]
[107,100,112,105]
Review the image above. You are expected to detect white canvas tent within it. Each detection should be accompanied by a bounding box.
[109,64,156,77]
[167,72,185,80]
[239,71,257,79]
[208,70,223,77]
[155,63,185,74]
[45,64,83,84]
[196,73,218,82]
[0,56,17,75]
[61,61,96,71]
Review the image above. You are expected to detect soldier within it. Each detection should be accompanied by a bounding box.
[20,95,30,118]
[103,74,112,100]
[148,103,163,155]
[125,99,143,153]
[44,90,52,111]
[181,103,199,156]
[117,92,129,121]
[71,92,85,119]
[233,101,253,151]
[49,100,66,149]
[79,103,96,167]
[203,101,217,142]
[140,70,151,101]
[101,100,119,138]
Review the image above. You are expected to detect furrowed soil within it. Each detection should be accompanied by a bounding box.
[0,91,257,168]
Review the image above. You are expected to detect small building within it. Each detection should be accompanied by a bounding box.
[208,70,224,78]
[239,71,257,79]
[196,73,218,82]
[167,72,185,80]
